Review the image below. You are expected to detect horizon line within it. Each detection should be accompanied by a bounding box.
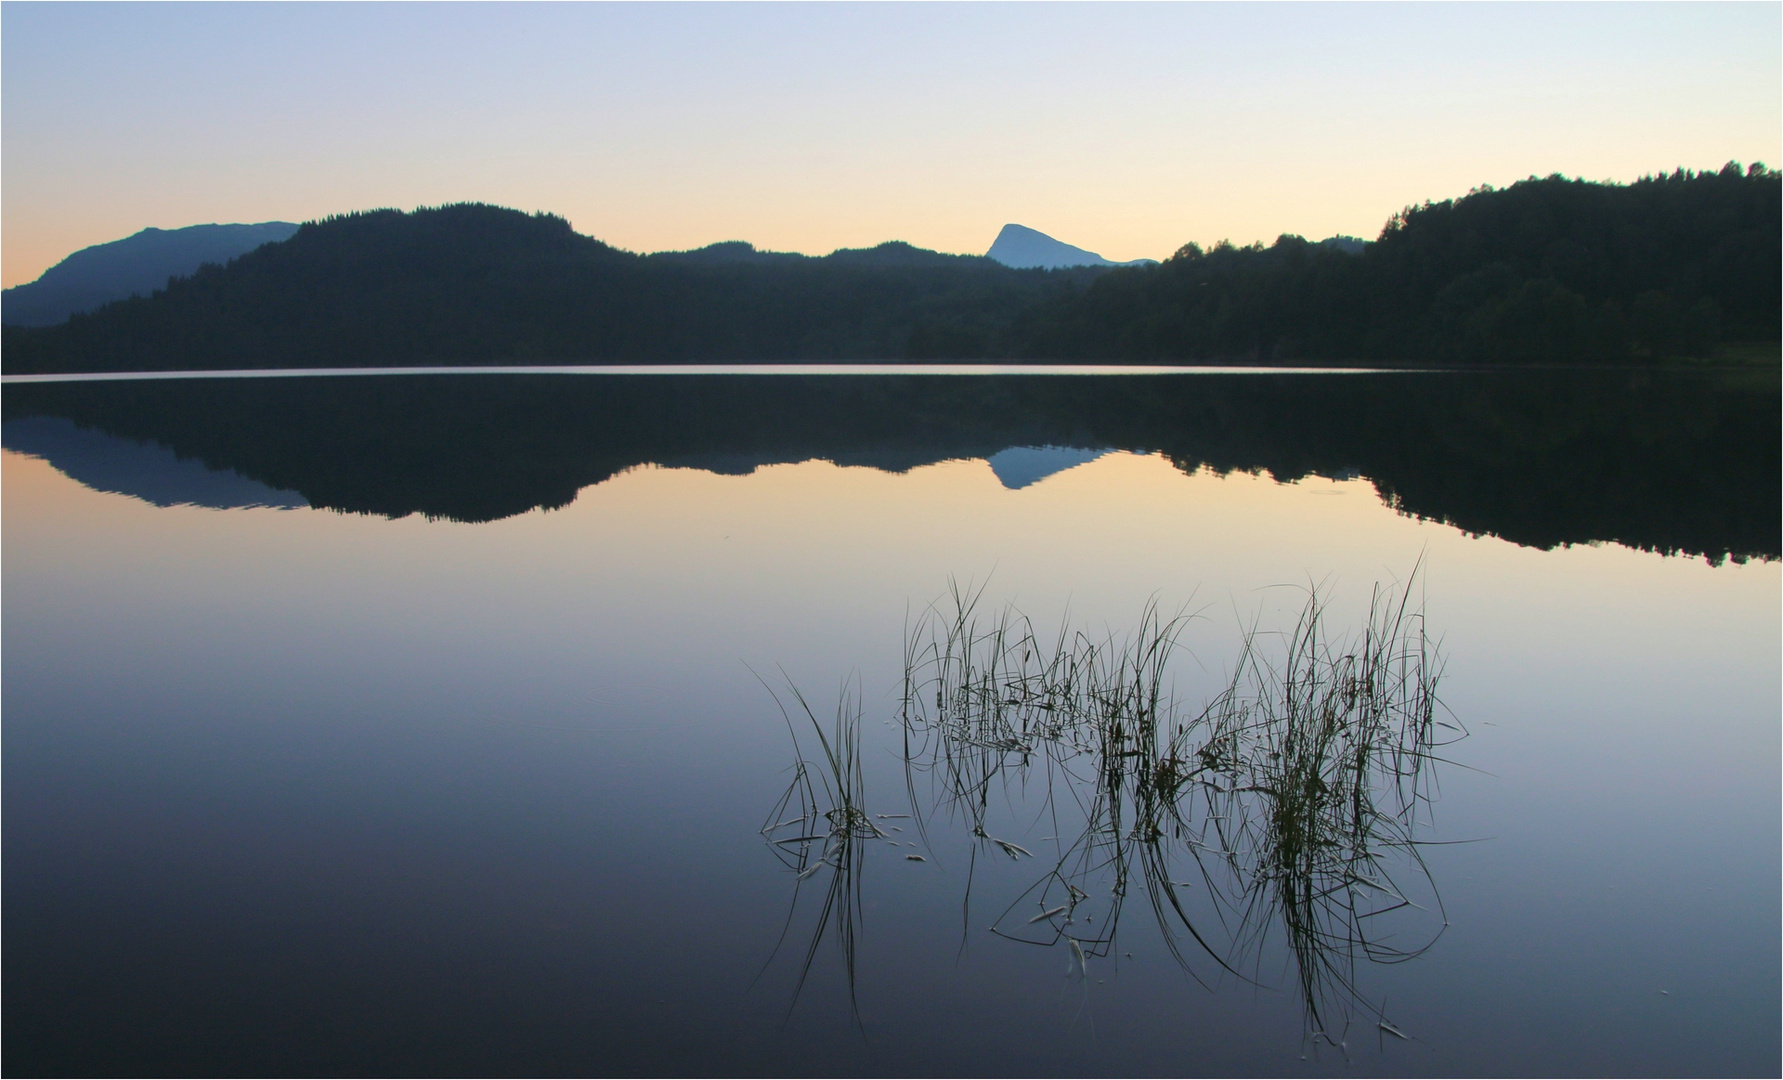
[0,363,1411,385]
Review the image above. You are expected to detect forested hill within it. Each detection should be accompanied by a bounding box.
[1,206,1100,372]
[1024,163,1779,364]
[4,164,1775,374]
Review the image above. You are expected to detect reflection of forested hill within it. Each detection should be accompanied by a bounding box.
[5,371,1775,563]
[1,416,306,509]
[3,166,1775,373]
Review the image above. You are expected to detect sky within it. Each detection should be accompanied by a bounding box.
[3,1,1778,288]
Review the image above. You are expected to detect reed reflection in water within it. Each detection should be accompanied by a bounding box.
[764,570,1462,1046]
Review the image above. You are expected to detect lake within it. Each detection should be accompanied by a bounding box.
[3,367,1777,1076]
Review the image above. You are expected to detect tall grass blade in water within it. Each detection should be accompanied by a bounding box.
[756,671,878,1026]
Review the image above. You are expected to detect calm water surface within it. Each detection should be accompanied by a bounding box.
[4,370,1777,1076]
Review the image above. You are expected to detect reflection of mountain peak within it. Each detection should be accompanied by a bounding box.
[2,372,1771,562]
[2,416,306,510]
[986,445,1113,489]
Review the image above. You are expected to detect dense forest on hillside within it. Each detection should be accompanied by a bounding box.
[3,164,1775,373]
[1026,162,1779,363]
[2,210,1100,371]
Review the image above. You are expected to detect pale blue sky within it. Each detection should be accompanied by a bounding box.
[5,2,1778,285]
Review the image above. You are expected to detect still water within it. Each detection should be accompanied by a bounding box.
[3,370,1777,1076]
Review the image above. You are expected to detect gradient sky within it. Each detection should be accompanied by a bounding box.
[4,2,1778,287]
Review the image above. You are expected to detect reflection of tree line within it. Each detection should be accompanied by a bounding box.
[3,368,1775,561]
[764,576,1459,1046]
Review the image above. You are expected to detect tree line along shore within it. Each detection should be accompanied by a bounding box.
[3,163,1775,373]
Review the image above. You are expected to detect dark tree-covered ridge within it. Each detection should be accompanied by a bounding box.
[2,205,1101,371]
[3,165,1774,374]
[1025,163,1779,363]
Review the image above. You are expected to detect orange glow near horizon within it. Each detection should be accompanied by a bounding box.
[8,445,1772,651]
[4,4,1778,287]
[7,440,1777,809]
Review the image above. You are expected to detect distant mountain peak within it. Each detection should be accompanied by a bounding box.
[986,224,1153,270]
[3,221,299,327]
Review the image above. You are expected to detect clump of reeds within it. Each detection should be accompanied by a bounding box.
[898,579,1188,823]
[895,569,1460,1036]
[1190,576,1457,1034]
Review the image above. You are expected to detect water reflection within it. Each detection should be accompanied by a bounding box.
[4,369,1775,561]
[5,393,1774,1075]
[2,416,306,510]
[984,445,1112,489]
[765,573,1461,1045]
